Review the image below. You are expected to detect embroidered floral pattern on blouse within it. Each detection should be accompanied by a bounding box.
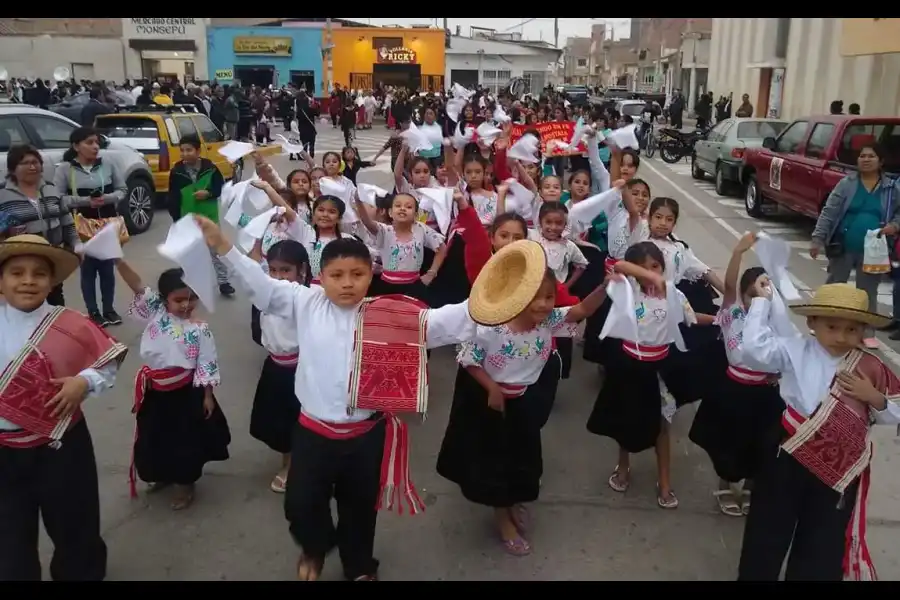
[238,213,252,228]
[472,192,497,225]
[387,240,423,271]
[457,308,576,370]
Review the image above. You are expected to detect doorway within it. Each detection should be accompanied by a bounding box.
[234,65,275,89]
[290,70,315,92]
[373,64,422,90]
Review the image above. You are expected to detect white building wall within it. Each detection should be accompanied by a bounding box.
[0,36,125,81]
[446,49,556,93]
[709,18,900,120]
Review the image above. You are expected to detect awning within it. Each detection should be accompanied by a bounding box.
[128,39,197,52]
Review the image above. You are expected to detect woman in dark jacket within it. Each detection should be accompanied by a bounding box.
[0,144,78,306]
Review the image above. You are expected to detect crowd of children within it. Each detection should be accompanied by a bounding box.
[2,85,900,583]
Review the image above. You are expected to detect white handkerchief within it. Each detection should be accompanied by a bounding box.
[505,178,534,214]
[754,232,801,301]
[243,182,272,213]
[76,222,123,260]
[240,206,280,251]
[421,124,444,147]
[220,180,237,211]
[476,122,502,145]
[355,96,365,107]
[451,125,475,150]
[493,105,511,124]
[445,97,466,122]
[319,177,358,222]
[607,124,639,150]
[223,190,245,228]
[358,183,388,207]
[478,96,486,109]
[570,118,590,148]
[157,216,216,313]
[600,279,639,343]
[217,141,255,163]
[400,122,433,154]
[564,99,571,108]
[417,187,453,234]
[452,82,474,100]
[507,133,540,163]
[275,134,306,156]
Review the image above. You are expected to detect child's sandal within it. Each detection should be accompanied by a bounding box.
[656,484,679,510]
[608,466,630,493]
[713,489,742,517]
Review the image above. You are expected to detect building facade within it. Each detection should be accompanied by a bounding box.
[328,27,445,93]
[709,18,900,120]
[122,18,209,85]
[446,35,560,94]
[562,37,592,84]
[206,26,322,91]
[0,18,125,82]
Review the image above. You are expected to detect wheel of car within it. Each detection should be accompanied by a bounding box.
[744,174,764,218]
[121,176,155,235]
[691,154,705,179]
[714,165,732,196]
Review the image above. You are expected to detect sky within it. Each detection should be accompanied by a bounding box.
[342,18,632,46]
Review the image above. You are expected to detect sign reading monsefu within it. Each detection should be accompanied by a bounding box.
[509,121,587,156]
[377,46,417,64]
[125,18,202,39]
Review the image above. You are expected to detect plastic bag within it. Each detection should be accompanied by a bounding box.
[863,229,891,274]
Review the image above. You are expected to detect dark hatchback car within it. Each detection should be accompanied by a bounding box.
[48,90,134,123]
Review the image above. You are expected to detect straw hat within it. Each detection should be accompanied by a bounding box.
[468,240,547,326]
[0,234,80,286]
[790,283,891,328]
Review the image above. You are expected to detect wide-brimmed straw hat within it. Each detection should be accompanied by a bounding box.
[0,234,80,286]
[468,239,547,326]
[790,283,891,328]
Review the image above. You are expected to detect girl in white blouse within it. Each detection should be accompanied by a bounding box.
[116,260,231,511]
[689,232,782,518]
[586,242,714,510]
[437,267,610,557]
[353,192,446,303]
[248,240,310,494]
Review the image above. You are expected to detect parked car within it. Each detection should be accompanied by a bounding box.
[561,85,590,105]
[615,99,663,121]
[692,117,789,195]
[740,114,900,218]
[0,104,157,234]
[48,90,134,123]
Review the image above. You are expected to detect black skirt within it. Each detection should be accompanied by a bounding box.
[556,337,573,379]
[250,357,301,454]
[436,367,545,507]
[586,341,697,453]
[251,306,262,347]
[535,350,563,429]
[675,279,728,400]
[134,382,231,486]
[689,371,784,483]
[427,235,470,308]
[573,246,611,365]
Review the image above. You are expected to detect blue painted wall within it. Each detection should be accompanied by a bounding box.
[206,27,321,88]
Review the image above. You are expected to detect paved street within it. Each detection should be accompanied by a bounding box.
[43,122,900,581]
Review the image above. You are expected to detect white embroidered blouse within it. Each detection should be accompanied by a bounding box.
[457,307,579,386]
[129,287,221,388]
[528,230,589,282]
[631,279,697,346]
[372,221,444,273]
[649,238,710,284]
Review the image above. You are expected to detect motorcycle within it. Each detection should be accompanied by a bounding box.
[658,126,710,164]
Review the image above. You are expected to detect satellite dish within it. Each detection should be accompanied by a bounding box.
[0,66,7,81]
[53,66,70,82]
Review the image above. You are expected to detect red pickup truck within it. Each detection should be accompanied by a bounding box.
[740,114,900,219]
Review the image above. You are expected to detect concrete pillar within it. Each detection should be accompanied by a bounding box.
[688,67,698,113]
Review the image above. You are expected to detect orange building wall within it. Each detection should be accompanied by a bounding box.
[325,27,445,93]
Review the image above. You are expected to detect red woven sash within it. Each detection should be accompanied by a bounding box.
[348,294,429,415]
[0,307,127,449]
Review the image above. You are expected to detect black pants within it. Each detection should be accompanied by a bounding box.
[299,133,316,158]
[284,419,384,580]
[80,256,115,314]
[331,114,339,128]
[342,127,353,148]
[670,112,683,130]
[737,431,857,581]
[0,420,106,581]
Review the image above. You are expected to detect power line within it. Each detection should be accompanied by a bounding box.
[503,18,537,32]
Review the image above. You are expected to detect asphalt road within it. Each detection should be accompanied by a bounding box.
[40,122,900,580]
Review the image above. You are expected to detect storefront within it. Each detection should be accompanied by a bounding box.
[122,18,209,85]
[206,27,322,90]
[328,27,445,93]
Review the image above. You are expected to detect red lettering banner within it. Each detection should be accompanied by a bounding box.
[509,121,587,156]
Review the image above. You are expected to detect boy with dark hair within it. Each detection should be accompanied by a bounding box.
[166,134,234,296]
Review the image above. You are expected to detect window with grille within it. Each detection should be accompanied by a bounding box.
[497,69,511,81]
[577,58,587,67]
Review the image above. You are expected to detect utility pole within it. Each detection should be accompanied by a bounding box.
[325,18,334,96]
[554,18,559,49]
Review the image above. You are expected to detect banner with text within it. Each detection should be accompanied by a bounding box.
[510,121,586,156]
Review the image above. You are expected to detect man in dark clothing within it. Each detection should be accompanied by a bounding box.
[668,89,684,130]
[295,92,319,157]
[849,103,861,115]
[80,87,112,127]
[829,100,844,115]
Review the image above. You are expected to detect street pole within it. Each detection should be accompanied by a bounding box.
[554,18,559,49]
[325,18,334,96]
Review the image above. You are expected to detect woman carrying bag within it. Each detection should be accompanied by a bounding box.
[0,145,80,306]
[810,141,900,348]
[53,126,128,328]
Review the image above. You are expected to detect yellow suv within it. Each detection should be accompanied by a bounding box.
[94,105,280,202]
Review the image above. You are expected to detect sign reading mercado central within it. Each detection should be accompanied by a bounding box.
[129,18,198,37]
